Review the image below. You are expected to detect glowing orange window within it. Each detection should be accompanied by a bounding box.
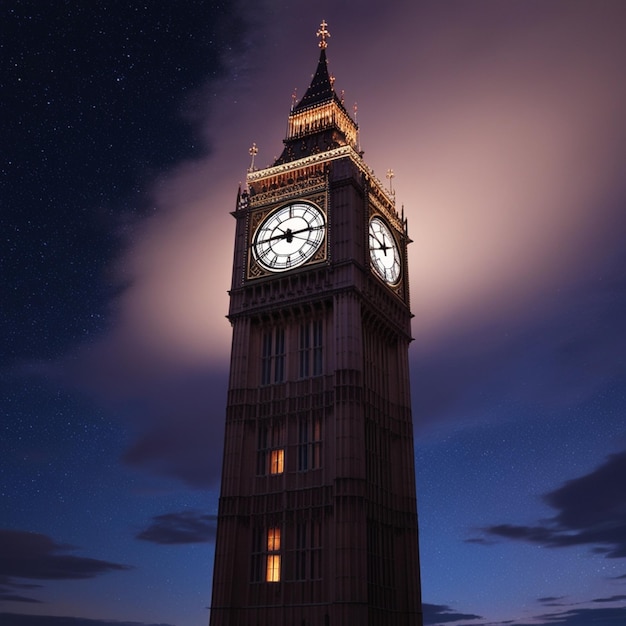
[266,527,281,582]
[269,449,284,474]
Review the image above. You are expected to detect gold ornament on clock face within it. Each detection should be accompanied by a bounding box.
[369,216,401,284]
[252,202,325,272]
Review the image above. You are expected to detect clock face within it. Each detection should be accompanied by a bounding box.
[369,216,401,284]
[252,202,325,273]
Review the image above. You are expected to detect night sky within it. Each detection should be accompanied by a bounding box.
[3,2,626,626]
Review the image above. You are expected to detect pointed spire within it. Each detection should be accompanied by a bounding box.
[292,20,340,112]
[292,46,335,112]
[274,21,359,165]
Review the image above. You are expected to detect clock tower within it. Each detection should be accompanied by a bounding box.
[209,22,423,626]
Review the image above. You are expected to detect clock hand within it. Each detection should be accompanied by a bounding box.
[286,224,324,237]
[370,234,390,253]
[264,224,323,243]
[381,235,389,256]
[370,232,384,247]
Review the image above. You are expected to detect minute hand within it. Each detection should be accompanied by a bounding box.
[265,224,323,243]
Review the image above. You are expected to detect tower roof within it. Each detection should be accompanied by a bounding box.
[273,21,359,166]
[292,48,338,112]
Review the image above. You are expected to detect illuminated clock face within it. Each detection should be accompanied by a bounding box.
[252,202,325,272]
[369,216,401,284]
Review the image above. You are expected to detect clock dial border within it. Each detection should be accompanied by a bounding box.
[247,198,327,279]
[368,215,402,286]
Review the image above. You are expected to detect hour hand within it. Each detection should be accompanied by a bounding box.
[370,234,389,252]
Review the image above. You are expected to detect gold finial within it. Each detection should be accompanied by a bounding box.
[248,142,258,171]
[317,20,330,49]
[386,169,395,194]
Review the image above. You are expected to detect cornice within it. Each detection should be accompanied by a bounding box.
[246,146,396,210]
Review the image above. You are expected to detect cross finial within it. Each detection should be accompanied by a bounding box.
[248,142,258,172]
[317,20,330,49]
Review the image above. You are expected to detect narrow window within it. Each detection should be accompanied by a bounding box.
[298,414,322,471]
[269,448,284,474]
[294,520,322,581]
[299,323,310,378]
[266,527,281,582]
[261,327,286,386]
[258,421,285,475]
[295,522,307,580]
[261,330,273,386]
[274,327,285,383]
[312,319,323,376]
[299,319,324,378]
[251,527,263,582]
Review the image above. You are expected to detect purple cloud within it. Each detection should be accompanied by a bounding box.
[0,529,132,581]
[136,511,217,545]
[481,450,626,558]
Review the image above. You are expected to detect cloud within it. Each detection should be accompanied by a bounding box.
[480,450,626,557]
[118,368,228,488]
[0,592,42,604]
[0,529,131,596]
[0,577,43,604]
[25,1,626,490]
[18,6,257,490]
[422,603,482,625]
[530,606,626,626]
[0,614,175,626]
[136,511,217,545]
[537,596,568,607]
[422,598,626,626]
[593,595,626,603]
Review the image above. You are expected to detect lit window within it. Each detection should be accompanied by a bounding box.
[269,449,284,474]
[266,555,281,582]
[267,526,281,550]
[258,422,285,476]
[266,527,281,582]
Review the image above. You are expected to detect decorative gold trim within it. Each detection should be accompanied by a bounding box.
[286,101,358,148]
[247,146,396,213]
[317,20,330,49]
[249,176,326,207]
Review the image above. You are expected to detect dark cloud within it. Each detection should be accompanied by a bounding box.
[422,603,482,625]
[0,613,175,626]
[592,595,626,603]
[0,592,42,604]
[480,450,626,558]
[0,577,43,604]
[463,537,495,546]
[29,358,228,488]
[423,600,626,626]
[136,511,217,545]
[0,529,132,583]
[530,606,626,626]
[119,369,227,488]
[537,596,568,607]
